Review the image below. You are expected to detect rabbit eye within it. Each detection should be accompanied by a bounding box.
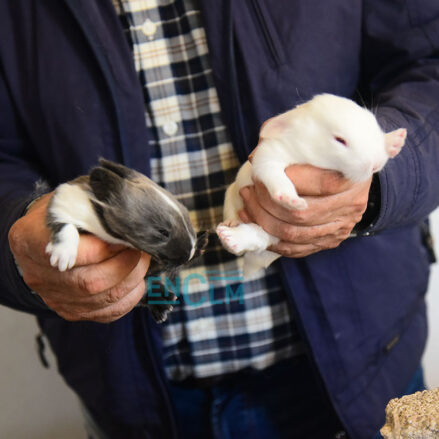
[334,136,348,147]
[158,228,170,238]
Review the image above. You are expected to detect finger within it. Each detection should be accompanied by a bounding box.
[269,229,350,256]
[71,248,146,296]
[242,183,295,224]
[30,192,128,263]
[10,192,126,269]
[238,208,251,223]
[48,252,150,312]
[284,164,353,196]
[269,231,350,257]
[28,193,127,266]
[268,241,321,258]
[247,179,367,226]
[75,234,128,266]
[86,252,150,308]
[249,182,342,226]
[241,185,347,243]
[303,178,371,222]
[55,280,146,323]
[88,280,146,323]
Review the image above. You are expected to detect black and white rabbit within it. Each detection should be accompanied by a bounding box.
[45,159,207,323]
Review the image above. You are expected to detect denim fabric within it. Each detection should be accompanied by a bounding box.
[168,359,426,439]
[83,359,425,438]
[168,356,346,439]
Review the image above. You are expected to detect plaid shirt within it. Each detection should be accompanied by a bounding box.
[114,0,304,380]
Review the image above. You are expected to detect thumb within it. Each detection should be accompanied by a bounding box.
[74,234,128,266]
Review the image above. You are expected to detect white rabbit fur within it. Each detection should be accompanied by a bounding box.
[216,94,407,277]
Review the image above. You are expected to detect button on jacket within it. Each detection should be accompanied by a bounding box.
[0,1,438,438]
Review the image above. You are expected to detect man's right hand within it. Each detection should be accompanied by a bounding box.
[8,193,151,323]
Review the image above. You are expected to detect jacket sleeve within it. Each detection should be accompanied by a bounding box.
[362,0,439,232]
[0,68,54,316]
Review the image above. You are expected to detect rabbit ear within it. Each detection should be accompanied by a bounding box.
[89,166,125,203]
[98,158,134,179]
[385,128,407,158]
[259,113,291,139]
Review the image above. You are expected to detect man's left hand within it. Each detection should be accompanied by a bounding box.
[238,164,372,258]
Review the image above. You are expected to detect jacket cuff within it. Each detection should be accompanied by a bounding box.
[369,111,419,232]
[354,173,381,234]
[0,194,54,316]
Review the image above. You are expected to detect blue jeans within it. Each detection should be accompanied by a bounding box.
[168,356,346,439]
[168,358,426,439]
[84,357,425,438]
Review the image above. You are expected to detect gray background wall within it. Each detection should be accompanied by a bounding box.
[0,308,85,438]
[2,210,439,438]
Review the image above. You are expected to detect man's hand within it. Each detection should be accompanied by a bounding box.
[239,164,372,258]
[8,193,151,323]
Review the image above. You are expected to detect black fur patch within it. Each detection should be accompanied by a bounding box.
[90,200,125,241]
[98,158,134,179]
[47,221,67,245]
[89,167,124,203]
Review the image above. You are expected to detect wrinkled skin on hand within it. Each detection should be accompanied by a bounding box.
[8,193,151,323]
[239,164,372,258]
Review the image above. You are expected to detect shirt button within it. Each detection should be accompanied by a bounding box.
[162,121,178,136]
[141,19,157,38]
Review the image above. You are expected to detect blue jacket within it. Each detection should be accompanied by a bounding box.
[1,1,439,437]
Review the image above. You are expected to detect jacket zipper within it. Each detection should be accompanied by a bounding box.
[249,0,282,66]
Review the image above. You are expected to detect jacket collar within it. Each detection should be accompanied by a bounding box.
[63,0,147,169]
[63,0,249,165]
[199,0,249,162]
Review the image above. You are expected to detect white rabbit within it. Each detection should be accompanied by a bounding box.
[217,94,407,277]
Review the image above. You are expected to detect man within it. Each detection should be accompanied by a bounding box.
[2,1,439,438]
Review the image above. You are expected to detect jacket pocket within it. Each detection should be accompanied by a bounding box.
[247,0,286,67]
[336,295,427,406]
